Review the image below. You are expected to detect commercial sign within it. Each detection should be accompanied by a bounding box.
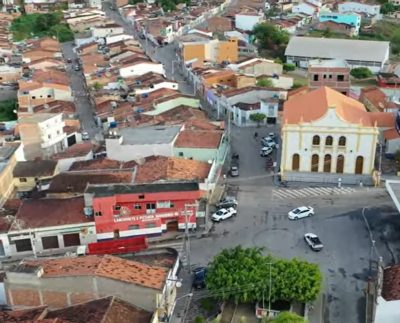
[113,210,194,223]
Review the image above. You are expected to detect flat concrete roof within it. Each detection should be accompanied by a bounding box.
[120,125,182,145]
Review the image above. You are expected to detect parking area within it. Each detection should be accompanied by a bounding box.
[187,125,399,323]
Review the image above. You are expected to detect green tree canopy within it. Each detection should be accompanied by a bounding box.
[350,67,373,79]
[250,113,267,126]
[256,78,273,87]
[264,311,307,323]
[283,63,295,72]
[206,246,322,305]
[252,23,289,50]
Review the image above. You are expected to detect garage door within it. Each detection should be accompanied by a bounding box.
[42,236,59,249]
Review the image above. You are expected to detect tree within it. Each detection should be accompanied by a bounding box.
[381,2,397,14]
[256,78,273,87]
[322,27,332,38]
[250,113,267,126]
[283,63,295,72]
[206,247,322,305]
[92,82,103,90]
[350,67,373,79]
[263,311,307,323]
[0,99,17,122]
[253,23,289,50]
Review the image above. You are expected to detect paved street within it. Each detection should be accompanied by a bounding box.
[103,1,199,95]
[61,42,98,138]
[172,125,399,323]
[0,87,17,102]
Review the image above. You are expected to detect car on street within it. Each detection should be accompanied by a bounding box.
[304,233,324,251]
[288,206,314,220]
[216,196,238,209]
[260,146,273,157]
[67,58,72,63]
[211,207,237,222]
[230,165,239,177]
[261,137,276,148]
[74,65,81,71]
[267,133,276,140]
[192,267,207,289]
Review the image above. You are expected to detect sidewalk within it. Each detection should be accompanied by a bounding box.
[306,293,324,323]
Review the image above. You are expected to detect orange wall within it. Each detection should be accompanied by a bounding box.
[216,39,238,63]
[183,44,205,68]
[203,72,236,87]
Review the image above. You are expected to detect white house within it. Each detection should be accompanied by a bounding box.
[235,13,264,31]
[231,99,279,126]
[0,197,96,258]
[106,125,182,161]
[338,1,381,18]
[281,86,386,184]
[133,80,179,95]
[292,2,320,16]
[119,62,166,78]
[285,36,390,73]
[18,113,67,160]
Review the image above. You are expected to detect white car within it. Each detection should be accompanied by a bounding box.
[82,131,90,140]
[211,207,237,222]
[261,137,276,148]
[260,146,273,157]
[288,206,314,220]
[304,233,324,251]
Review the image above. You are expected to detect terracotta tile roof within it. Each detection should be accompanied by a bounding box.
[0,306,47,322]
[69,158,122,171]
[11,197,90,230]
[52,143,94,160]
[283,86,373,126]
[48,172,133,193]
[135,155,211,183]
[235,102,261,111]
[383,128,400,140]
[13,160,58,178]
[174,129,223,149]
[25,255,168,290]
[360,87,388,112]
[287,86,309,99]
[382,264,400,301]
[369,112,395,127]
[33,101,76,114]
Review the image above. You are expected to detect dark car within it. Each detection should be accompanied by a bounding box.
[192,267,207,289]
[216,196,238,209]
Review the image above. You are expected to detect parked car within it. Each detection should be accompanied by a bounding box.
[267,133,276,140]
[261,137,276,148]
[260,146,273,157]
[288,206,314,220]
[67,58,72,63]
[216,196,238,209]
[74,65,81,71]
[82,131,90,141]
[232,153,239,160]
[192,267,207,289]
[304,233,324,251]
[230,165,239,177]
[211,207,237,222]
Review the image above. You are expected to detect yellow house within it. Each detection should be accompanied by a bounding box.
[0,143,24,205]
[13,160,59,194]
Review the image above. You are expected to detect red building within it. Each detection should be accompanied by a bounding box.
[87,182,202,240]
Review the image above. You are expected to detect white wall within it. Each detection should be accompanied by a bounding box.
[375,296,400,323]
[92,26,124,38]
[235,14,263,31]
[106,139,174,161]
[57,151,93,172]
[119,63,165,78]
[292,3,316,16]
[134,81,179,95]
[338,2,380,16]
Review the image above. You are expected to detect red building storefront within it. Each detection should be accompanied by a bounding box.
[87,182,202,240]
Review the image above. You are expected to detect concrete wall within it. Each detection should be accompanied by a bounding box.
[375,296,400,323]
[56,151,93,172]
[5,275,160,311]
[0,151,17,204]
[284,171,373,185]
[119,63,165,78]
[106,139,174,161]
[239,61,283,77]
[235,14,263,31]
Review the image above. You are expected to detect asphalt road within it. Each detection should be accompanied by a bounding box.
[60,42,99,139]
[185,125,398,323]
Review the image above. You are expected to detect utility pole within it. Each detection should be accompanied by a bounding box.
[184,203,198,272]
[268,262,272,315]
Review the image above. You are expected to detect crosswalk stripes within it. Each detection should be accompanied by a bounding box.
[272,186,361,200]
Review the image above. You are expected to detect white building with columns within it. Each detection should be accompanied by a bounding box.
[280,87,394,184]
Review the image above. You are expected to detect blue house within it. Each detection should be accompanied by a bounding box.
[319,12,361,35]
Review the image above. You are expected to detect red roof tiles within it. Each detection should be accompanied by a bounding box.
[174,130,223,149]
[25,255,168,290]
[382,264,400,301]
[12,197,90,230]
[135,156,211,183]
